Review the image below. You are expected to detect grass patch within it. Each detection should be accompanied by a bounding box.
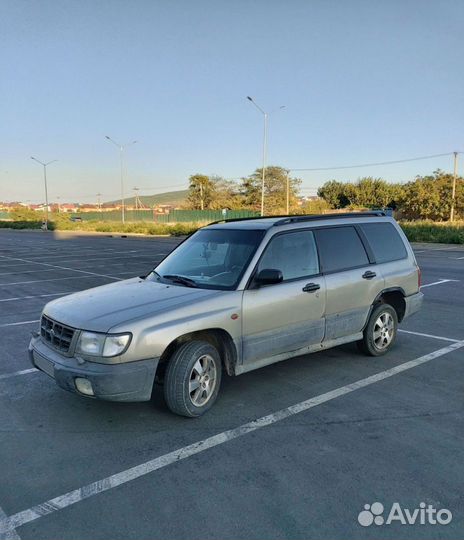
[2,218,463,244]
[0,219,201,235]
[400,221,464,244]
[63,220,201,236]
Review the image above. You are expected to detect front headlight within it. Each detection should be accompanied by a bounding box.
[77,332,105,355]
[103,334,131,357]
[76,332,131,357]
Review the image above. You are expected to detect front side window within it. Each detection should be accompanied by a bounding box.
[150,228,265,290]
[315,226,369,273]
[257,230,319,281]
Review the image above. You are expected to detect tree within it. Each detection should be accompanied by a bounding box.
[208,176,243,210]
[317,180,352,208]
[240,166,301,214]
[348,177,404,209]
[186,174,214,210]
[399,170,464,221]
[318,178,404,210]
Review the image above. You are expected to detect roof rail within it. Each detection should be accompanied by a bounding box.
[208,211,386,226]
[272,211,386,226]
[209,215,279,225]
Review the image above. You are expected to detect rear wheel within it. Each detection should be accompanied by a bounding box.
[357,303,398,356]
[164,340,222,417]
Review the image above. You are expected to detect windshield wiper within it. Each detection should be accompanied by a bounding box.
[162,274,198,288]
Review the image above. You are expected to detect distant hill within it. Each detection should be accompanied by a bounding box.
[107,189,188,208]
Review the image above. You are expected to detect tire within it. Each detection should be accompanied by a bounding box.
[357,303,398,357]
[164,340,222,417]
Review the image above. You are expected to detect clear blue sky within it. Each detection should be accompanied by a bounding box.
[1,0,463,203]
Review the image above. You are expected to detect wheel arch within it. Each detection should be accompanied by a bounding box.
[373,287,407,322]
[158,328,238,377]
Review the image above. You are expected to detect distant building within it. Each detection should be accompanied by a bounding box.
[154,204,175,214]
[0,201,22,210]
[59,203,78,213]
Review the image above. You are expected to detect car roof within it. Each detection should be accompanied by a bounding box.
[206,211,391,231]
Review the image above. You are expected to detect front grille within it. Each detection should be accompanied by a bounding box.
[40,315,75,353]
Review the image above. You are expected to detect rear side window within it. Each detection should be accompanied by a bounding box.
[315,226,369,273]
[360,222,407,263]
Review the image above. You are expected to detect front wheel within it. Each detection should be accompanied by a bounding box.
[357,303,398,356]
[164,340,222,417]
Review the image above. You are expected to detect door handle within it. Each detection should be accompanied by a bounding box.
[362,271,377,280]
[302,282,320,293]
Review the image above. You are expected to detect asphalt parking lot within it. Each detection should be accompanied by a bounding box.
[0,229,463,540]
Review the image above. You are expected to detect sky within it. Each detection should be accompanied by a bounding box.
[1,0,464,203]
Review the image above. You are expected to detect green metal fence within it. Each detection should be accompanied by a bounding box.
[153,210,259,222]
[69,209,259,223]
[70,210,153,222]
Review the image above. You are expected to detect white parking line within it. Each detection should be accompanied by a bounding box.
[0,268,62,276]
[0,369,37,381]
[398,329,460,343]
[23,250,149,262]
[0,293,68,303]
[421,279,459,288]
[0,320,39,328]
[0,275,110,287]
[0,507,20,540]
[1,339,463,536]
[39,256,157,264]
[0,255,122,281]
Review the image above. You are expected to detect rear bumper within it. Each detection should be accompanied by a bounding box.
[29,335,158,402]
[403,291,424,320]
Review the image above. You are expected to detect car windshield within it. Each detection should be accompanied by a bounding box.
[149,228,265,290]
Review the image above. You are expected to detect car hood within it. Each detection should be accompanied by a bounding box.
[43,277,222,332]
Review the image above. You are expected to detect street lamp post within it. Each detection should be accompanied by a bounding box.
[286,169,290,214]
[246,97,285,216]
[31,157,58,230]
[105,136,138,224]
[450,151,458,222]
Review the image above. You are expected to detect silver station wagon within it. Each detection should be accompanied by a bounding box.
[29,212,423,417]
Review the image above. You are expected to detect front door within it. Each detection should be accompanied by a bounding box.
[242,230,326,366]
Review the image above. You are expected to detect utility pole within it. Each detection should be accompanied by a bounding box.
[450,152,458,222]
[31,157,58,230]
[97,193,102,212]
[133,187,146,210]
[134,187,139,211]
[200,182,204,211]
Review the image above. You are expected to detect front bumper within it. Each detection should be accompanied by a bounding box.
[403,291,424,320]
[29,334,159,402]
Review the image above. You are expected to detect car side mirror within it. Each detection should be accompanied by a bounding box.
[254,268,283,286]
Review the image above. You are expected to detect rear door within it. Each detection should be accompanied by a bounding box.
[241,229,326,365]
[358,221,418,295]
[314,225,385,341]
